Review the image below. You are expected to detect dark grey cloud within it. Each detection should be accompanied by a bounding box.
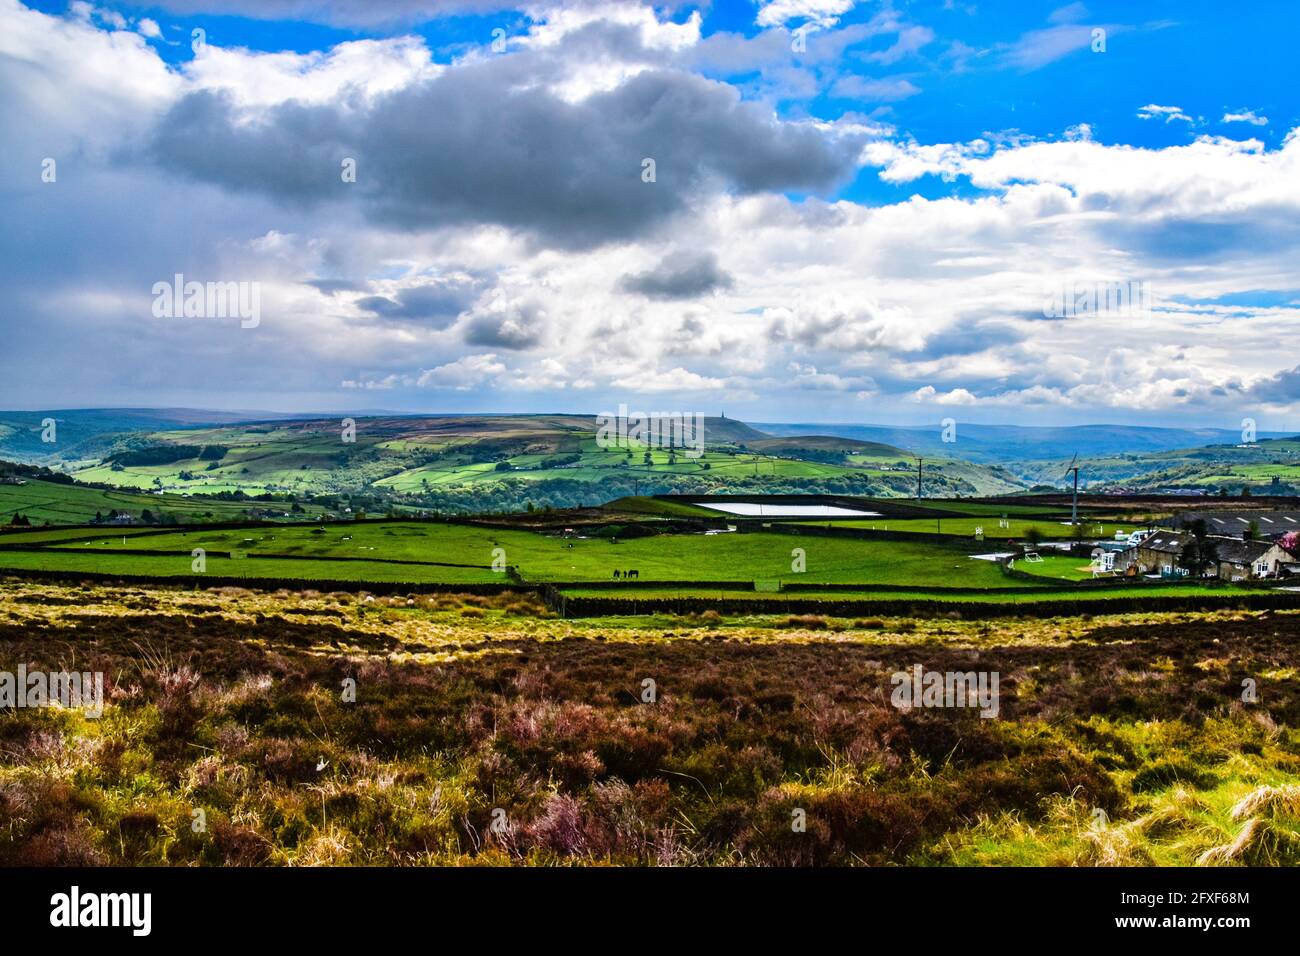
[907,321,1027,359]
[308,278,364,295]
[1248,365,1300,403]
[1093,207,1300,266]
[461,299,545,349]
[619,250,734,300]
[147,66,863,250]
[357,275,486,326]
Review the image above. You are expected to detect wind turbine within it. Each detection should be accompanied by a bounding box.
[1062,452,1080,525]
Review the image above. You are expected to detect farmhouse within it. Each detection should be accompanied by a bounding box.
[1117,529,1290,580]
[1118,530,1193,577]
[1212,537,1291,582]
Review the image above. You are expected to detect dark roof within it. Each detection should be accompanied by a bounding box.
[1212,537,1279,565]
[1133,532,1279,563]
[1173,511,1300,534]
[1136,531,1192,554]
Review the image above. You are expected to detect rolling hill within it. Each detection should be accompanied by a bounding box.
[1029,436,1300,495]
[753,421,1291,465]
[0,411,1028,521]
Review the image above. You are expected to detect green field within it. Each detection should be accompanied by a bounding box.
[0,548,499,584]
[0,478,263,524]
[791,516,1138,540]
[13,521,1053,588]
[0,519,1254,607]
[0,526,159,545]
[1013,553,1113,581]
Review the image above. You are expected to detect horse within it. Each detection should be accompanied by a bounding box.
[627,569,639,579]
[612,569,622,580]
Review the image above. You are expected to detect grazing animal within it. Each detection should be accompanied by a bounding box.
[613,570,622,580]
[628,569,639,579]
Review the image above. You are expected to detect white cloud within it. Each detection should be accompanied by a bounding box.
[866,25,933,64]
[1138,103,1194,124]
[756,1,857,29]
[183,35,439,108]
[1002,22,1118,70]
[1047,3,1089,25]
[613,367,727,392]
[1223,109,1268,126]
[832,76,920,102]
[415,354,505,390]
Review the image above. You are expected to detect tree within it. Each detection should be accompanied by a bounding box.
[1178,519,1220,577]
[1024,526,1044,548]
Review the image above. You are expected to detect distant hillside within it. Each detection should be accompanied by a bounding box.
[0,407,297,464]
[747,435,909,457]
[1040,436,1300,495]
[0,411,1023,518]
[753,421,1290,465]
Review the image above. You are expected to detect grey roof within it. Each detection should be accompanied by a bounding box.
[1133,532,1278,564]
[1136,531,1192,554]
[1212,537,1279,565]
[1173,510,1300,532]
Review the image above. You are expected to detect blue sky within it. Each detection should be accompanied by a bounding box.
[2,0,1299,428]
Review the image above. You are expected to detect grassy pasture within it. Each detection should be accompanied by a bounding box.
[1013,554,1113,581]
[0,548,498,584]
[792,516,1139,540]
[20,521,1043,589]
[0,478,257,524]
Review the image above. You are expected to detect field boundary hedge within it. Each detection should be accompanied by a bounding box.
[0,568,530,595]
[0,543,495,571]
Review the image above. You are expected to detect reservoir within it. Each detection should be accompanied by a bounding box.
[695,503,882,517]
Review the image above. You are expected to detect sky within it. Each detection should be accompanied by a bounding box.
[1,0,1298,429]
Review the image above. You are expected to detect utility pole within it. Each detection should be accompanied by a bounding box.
[1062,453,1080,525]
[914,457,924,500]
[1071,468,1079,525]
